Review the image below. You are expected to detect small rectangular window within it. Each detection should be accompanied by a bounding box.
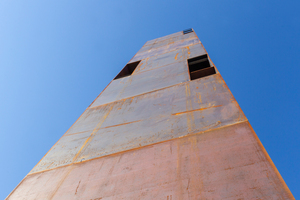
[114,60,141,80]
[183,28,193,34]
[188,54,216,80]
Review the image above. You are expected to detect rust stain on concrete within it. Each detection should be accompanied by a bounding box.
[172,105,223,115]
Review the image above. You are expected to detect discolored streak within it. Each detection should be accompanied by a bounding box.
[71,105,113,163]
[101,120,142,129]
[172,105,223,115]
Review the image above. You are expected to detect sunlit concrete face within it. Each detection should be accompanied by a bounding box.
[7,30,294,199]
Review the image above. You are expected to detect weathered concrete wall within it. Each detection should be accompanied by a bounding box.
[7,30,294,200]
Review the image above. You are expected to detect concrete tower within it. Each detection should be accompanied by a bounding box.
[7,29,294,199]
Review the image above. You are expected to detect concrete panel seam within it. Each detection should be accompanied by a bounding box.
[26,120,249,176]
[88,72,219,110]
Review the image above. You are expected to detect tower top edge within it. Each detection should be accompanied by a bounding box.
[145,28,196,44]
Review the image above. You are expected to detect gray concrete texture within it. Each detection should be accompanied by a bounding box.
[7,29,294,200]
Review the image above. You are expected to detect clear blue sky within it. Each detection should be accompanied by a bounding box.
[1,1,299,198]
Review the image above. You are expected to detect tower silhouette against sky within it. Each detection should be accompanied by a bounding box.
[7,29,294,199]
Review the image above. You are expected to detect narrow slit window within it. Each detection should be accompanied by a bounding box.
[183,28,193,34]
[114,60,141,80]
[188,54,216,80]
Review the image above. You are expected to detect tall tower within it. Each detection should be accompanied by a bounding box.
[7,29,294,199]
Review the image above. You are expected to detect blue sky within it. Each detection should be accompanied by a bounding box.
[0,0,299,198]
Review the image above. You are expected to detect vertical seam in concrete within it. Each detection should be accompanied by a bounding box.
[185,83,195,133]
[72,104,114,163]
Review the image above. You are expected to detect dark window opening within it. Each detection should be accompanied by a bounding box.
[183,28,193,34]
[188,54,216,80]
[114,60,141,80]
